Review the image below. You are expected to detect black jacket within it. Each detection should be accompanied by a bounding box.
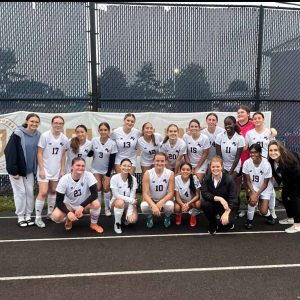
[201,172,238,210]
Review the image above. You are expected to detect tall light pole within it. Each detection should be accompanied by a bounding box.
[173,68,179,98]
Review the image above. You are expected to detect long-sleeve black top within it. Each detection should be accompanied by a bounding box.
[201,172,238,210]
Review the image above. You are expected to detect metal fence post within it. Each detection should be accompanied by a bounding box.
[254,5,264,112]
[89,2,98,112]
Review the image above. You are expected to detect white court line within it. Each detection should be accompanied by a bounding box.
[0,230,286,243]
[0,209,287,219]
[1,264,300,281]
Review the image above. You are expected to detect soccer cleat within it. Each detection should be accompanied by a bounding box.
[90,223,104,233]
[175,214,182,225]
[190,215,197,227]
[266,215,276,225]
[35,218,46,228]
[285,225,300,233]
[244,219,253,229]
[164,216,172,228]
[114,222,122,234]
[279,218,294,225]
[146,215,154,229]
[64,219,73,231]
[105,208,112,217]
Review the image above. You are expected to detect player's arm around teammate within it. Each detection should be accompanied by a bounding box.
[174,162,201,227]
[110,158,138,234]
[51,157,103,233]
[141,152,175,228]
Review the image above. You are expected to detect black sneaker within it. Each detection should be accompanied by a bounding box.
[208,225,218,235]
[266,215,275,225]
[244,219,253,229]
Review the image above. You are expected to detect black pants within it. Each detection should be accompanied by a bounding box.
[282,193,300,223]
[202,200,237,231]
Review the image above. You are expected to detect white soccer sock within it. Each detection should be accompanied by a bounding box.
[97,192,103,213]
[47,194,56,215]
[264,209,271,217]
[114,207,124,224]
[90,207,101,224]
[247,205,256,221]
[269,190,276,211]
[104,192,111,209]
[35,199,45,218]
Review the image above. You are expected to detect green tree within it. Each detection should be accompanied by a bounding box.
[98,66,128,99]
[130,62,161,99]
[175,63,211,99]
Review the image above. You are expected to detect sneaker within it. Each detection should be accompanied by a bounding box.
[25,218,35,226]
[208,226,217,235]
[285,225,300,233]
[270,209,277,219]
[238,210,246,218]
[18,220,28,228]
[175,214,182,225]
[244,219,253,230]
[228,223,235,230]
[266,215,276,225]
[35,218,46,228]
[114,222,122,234]
[64,219,73,231]
[146,215,154,229]
[105,208,112,217]
[279,218,294,225]
[90,223,104,233]
[190,215,197,227]
[164,216,171,228]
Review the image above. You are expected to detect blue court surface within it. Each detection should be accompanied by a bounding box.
[0,210,299,300]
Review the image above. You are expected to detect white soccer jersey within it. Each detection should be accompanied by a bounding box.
[245,128,274,158]
[148,167,173,202]
[242,157,273,194]
[182,133,210,167]
[91,137,118,174]
[137,133,163,167]
[215,132,245,172]
[159,138,187,170]
[38,130,69,180]
[175,175,201,203]
[65,139,92,174]
[56,171,97,208]
[110,173,138,202]
[201,126,225,161]
[111,127,141,166]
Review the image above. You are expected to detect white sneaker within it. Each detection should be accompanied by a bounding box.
[270,209,277,219]
[35,218,46,228]
[105,208,112,217]
[279,218,294,225]
[114,222,122,234]
[285,225,300,233]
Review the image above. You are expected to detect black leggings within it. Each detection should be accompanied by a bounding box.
[282,194,300,223]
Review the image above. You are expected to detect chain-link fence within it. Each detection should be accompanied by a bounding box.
[1,2,300,194]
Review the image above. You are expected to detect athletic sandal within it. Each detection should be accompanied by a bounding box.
[26,219,35,226]
[90,223,104,233]
[18,220,28,228]
[190,215,197,227]
[64,219,73,231]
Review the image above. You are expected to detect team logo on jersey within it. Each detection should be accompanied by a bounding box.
[60,142,64,146]
[175,150,180,153]
[48,143,52,145]
[152,181,156,184]
[163,179,167,183]
[84,149,89,153]
[130,137,135,140]
[260,170,264,175]
[81,183,84,186]
[264,136,268,140]
[197,143,202,147]
[70,186,74,190]
[232,142,237,146]
[105,148,109,152]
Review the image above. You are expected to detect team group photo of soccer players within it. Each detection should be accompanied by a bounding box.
[4,105,300,235]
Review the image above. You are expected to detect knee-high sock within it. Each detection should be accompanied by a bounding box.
[104,192,111,209]
[35,199,45,218]
[114,207,124,224]
[47,193,56,215]
[90,207,101,224]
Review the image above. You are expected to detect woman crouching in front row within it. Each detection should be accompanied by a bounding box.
[51,157,103,233]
